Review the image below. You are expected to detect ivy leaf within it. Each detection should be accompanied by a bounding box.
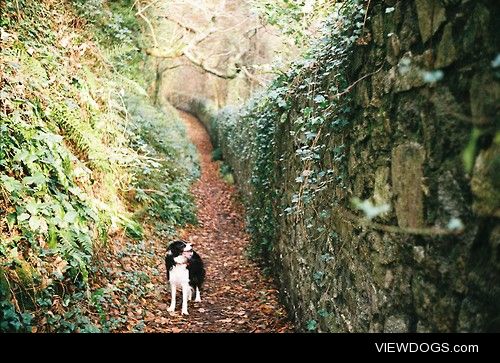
[17,212,31,222]
[307,319,318,331]
[304,131,317,140]
[29,216,48,233]
[25,202,38,215]
[29,215,41,232]
[23,172,46,186]
[421,70,444,84]
[6,213,17,229]
[318,309,329,317]
[447,217,464,232]
[13,149,30,163]
[313,271,324,282]
[352,197,391,220]
[1,175,23,193]
[491,54,500,68]
[313,94,326,104]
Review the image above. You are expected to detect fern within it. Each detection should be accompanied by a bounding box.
[50,104,110,172]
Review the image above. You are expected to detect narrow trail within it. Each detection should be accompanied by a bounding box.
[92,111,293,332]
[163,110,293,332]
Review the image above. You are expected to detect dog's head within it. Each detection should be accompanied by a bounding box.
[167,240,194,263]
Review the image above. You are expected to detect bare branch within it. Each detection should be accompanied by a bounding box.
[241,66,266,87]
[183,48,238,79]
[161,15,199,34]
[188,27,217,47]
[145,47,181,58]
[340,207,464,237]
[135,0,162,16]
[142,0,257,80]
[135,3,158,47]
[330,63,384,100]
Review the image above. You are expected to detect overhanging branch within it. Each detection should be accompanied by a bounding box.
[183,48,238,79]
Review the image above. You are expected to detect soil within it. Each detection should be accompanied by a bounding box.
[92,110,293,333]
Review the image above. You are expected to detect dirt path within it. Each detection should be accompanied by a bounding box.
[91,111,293,332]
[164,110,292,332]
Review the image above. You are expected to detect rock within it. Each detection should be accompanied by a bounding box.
[354,79,371,107]
[386,33,401,65]
[457,297,484,332]
[416,321,432,332]
[490,226,500,269]
[371,8,385,46]
[384,269,394,289]
[371,68,395,102]
[369,321,383,332]
[435,23,457,68]
[437,171,467,218]
[391,142,425,228]
[413,246,425,263]
[415,0,446,43]
[393,50,433,92]
[471,142,500,217]
[398,7,420,51]
[373,166,392,212]
[384,315,409,332]
[469,72,500,126]
[463,4,492,54]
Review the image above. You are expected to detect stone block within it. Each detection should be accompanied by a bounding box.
[391,142,425,228]
[415,0,446,43]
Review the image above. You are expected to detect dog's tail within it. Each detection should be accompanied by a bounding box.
[188,254,205,289]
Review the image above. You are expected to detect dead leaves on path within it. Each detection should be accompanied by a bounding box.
[87,111,293,333]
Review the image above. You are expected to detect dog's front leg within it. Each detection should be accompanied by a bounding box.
[167,283,176,312]
[195,287,201,302]
[181,284,189,315]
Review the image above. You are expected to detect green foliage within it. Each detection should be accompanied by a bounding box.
[50,103,110,171]
[220,163,235,185]
[0,0,197,331]
[0,272,33,332]
[212,148,223,161]
[71,0,138,45]
[462,128,483,174]
[0,119,98,282]
[215,1,366,263]
[125,95,198,232]
[71,0,145,79]
[251,0,337,47]
[307,319,318,331]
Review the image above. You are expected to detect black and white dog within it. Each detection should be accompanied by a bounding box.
[165,240,205,315]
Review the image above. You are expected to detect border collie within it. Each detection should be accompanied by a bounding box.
[165,240,205,315]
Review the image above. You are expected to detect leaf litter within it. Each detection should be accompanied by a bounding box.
[88,111,294,333]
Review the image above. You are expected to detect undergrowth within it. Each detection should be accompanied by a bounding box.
[0,0,197,331]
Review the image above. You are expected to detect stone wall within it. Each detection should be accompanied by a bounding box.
[212,0,500,332]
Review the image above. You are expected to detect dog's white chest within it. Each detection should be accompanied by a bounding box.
[169,264,189,286]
